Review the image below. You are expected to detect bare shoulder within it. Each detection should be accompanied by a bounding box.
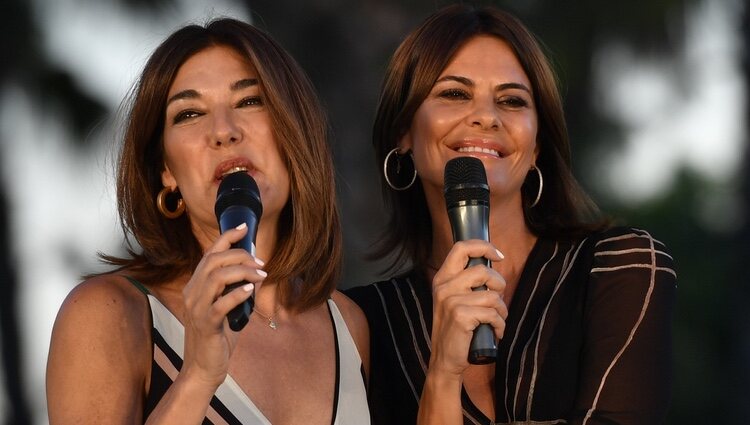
[331,290,368,335]
[331,290,370,371]
[54,273,151,334]
[47,273,152,423]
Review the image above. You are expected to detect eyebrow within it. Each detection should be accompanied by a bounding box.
[230,78,258,91]
[166,78,259,106]
[435,75,532,94]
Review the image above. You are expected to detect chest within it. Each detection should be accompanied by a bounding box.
[228,308,338,425]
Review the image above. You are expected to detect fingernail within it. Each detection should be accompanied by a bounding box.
[235,222,247,230]
[242,283,254,292]
[256,269,268,277]
[496,249,505,260]
[254,256,265,267]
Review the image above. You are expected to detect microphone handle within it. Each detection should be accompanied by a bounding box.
[218,205,258,332]
[222,242,255,332]
[466,256,498,365]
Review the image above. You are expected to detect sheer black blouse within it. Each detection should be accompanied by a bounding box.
[346,227,677,425]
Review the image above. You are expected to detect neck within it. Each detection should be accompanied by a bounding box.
[426,189,537,284]
[191,211,280,262]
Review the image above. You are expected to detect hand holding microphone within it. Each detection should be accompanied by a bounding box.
[443,157,503,364]
[214,171,263,331]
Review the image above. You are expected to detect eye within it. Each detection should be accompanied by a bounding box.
[437,88,471,100]
[497,96,529,109]
[172,109,202,124]
[237,96,263,108]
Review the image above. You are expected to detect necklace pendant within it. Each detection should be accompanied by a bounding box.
[268,319,277,330]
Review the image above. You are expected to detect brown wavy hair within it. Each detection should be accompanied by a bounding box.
[372,5,607,274]
[104,18,341,312]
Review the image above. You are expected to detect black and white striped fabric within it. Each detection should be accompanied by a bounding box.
[128,278,369,424]
[346,227,676,425]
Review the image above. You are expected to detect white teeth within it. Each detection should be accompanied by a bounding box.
[457,146,500,157]
[222,166,248,176]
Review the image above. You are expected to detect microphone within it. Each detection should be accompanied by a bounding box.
[215,171,263,332]
[444,156,498,365]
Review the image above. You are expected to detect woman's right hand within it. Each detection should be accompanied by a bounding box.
[179,223,266,390]
[428,240,508,379]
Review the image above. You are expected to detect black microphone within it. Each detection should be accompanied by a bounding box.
[215,171,263,332]
[444,156,498,365]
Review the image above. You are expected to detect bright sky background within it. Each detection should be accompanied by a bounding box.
[593,0,744,213]
[0,0,744,421]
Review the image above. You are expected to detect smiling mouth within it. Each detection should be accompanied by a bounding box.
[457,146,501,157]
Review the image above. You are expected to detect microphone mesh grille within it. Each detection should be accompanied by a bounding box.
[444,157,489,205]
[215,172,263,219]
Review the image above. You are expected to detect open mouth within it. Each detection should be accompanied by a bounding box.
[214,159,254,182]
[220,166,249,178]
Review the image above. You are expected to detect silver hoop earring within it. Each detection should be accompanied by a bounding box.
[530,166,543,208]
[383,148,417,191]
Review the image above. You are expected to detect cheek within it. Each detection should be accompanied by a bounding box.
[508,115,538,156]
[409,108,451,154]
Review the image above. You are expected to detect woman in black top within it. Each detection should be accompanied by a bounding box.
[346,5,676,425]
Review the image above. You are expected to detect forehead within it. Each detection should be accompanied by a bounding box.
[440,35,530,83]
[169,45,258,92]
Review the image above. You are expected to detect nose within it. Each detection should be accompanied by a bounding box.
[467,96,500,130]
[211,108,242,147]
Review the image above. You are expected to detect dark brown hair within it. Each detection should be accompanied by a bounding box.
[372,5,607,274]
[105,18,340,312]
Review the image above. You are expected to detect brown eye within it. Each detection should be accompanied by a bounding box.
[438,89,470,100]
[173,110,202,124]
[238,96,263,107]
[498,96,528,108]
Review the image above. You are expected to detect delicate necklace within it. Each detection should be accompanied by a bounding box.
[253,305,280,330]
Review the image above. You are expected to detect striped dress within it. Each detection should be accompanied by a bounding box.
[346,227,676,425]
[128,278,370,424]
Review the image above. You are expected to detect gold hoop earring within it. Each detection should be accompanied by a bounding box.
[156,186,185,219]
[383,148,417,191]
[530,166,543,208]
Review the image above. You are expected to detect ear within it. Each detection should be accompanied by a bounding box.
[398,130,413,153]
[161,163,177,189]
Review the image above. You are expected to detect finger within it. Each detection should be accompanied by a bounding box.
[210,283,256,323]
[206,222,250,254]
[186,249,262,294]
[452,302,507,340]
[437,240,504,279]
[487,313,507,340]
[443,290,507,317]
[461,264,506,292]
[434,264,506,302]
[447,304,504,334]
[207,266,267,300]
[184,261,265,311]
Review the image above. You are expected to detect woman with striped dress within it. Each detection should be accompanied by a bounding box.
[347,5,676,425]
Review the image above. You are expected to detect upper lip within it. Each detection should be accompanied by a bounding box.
[214,157,255,181]
[448,138,508,157]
